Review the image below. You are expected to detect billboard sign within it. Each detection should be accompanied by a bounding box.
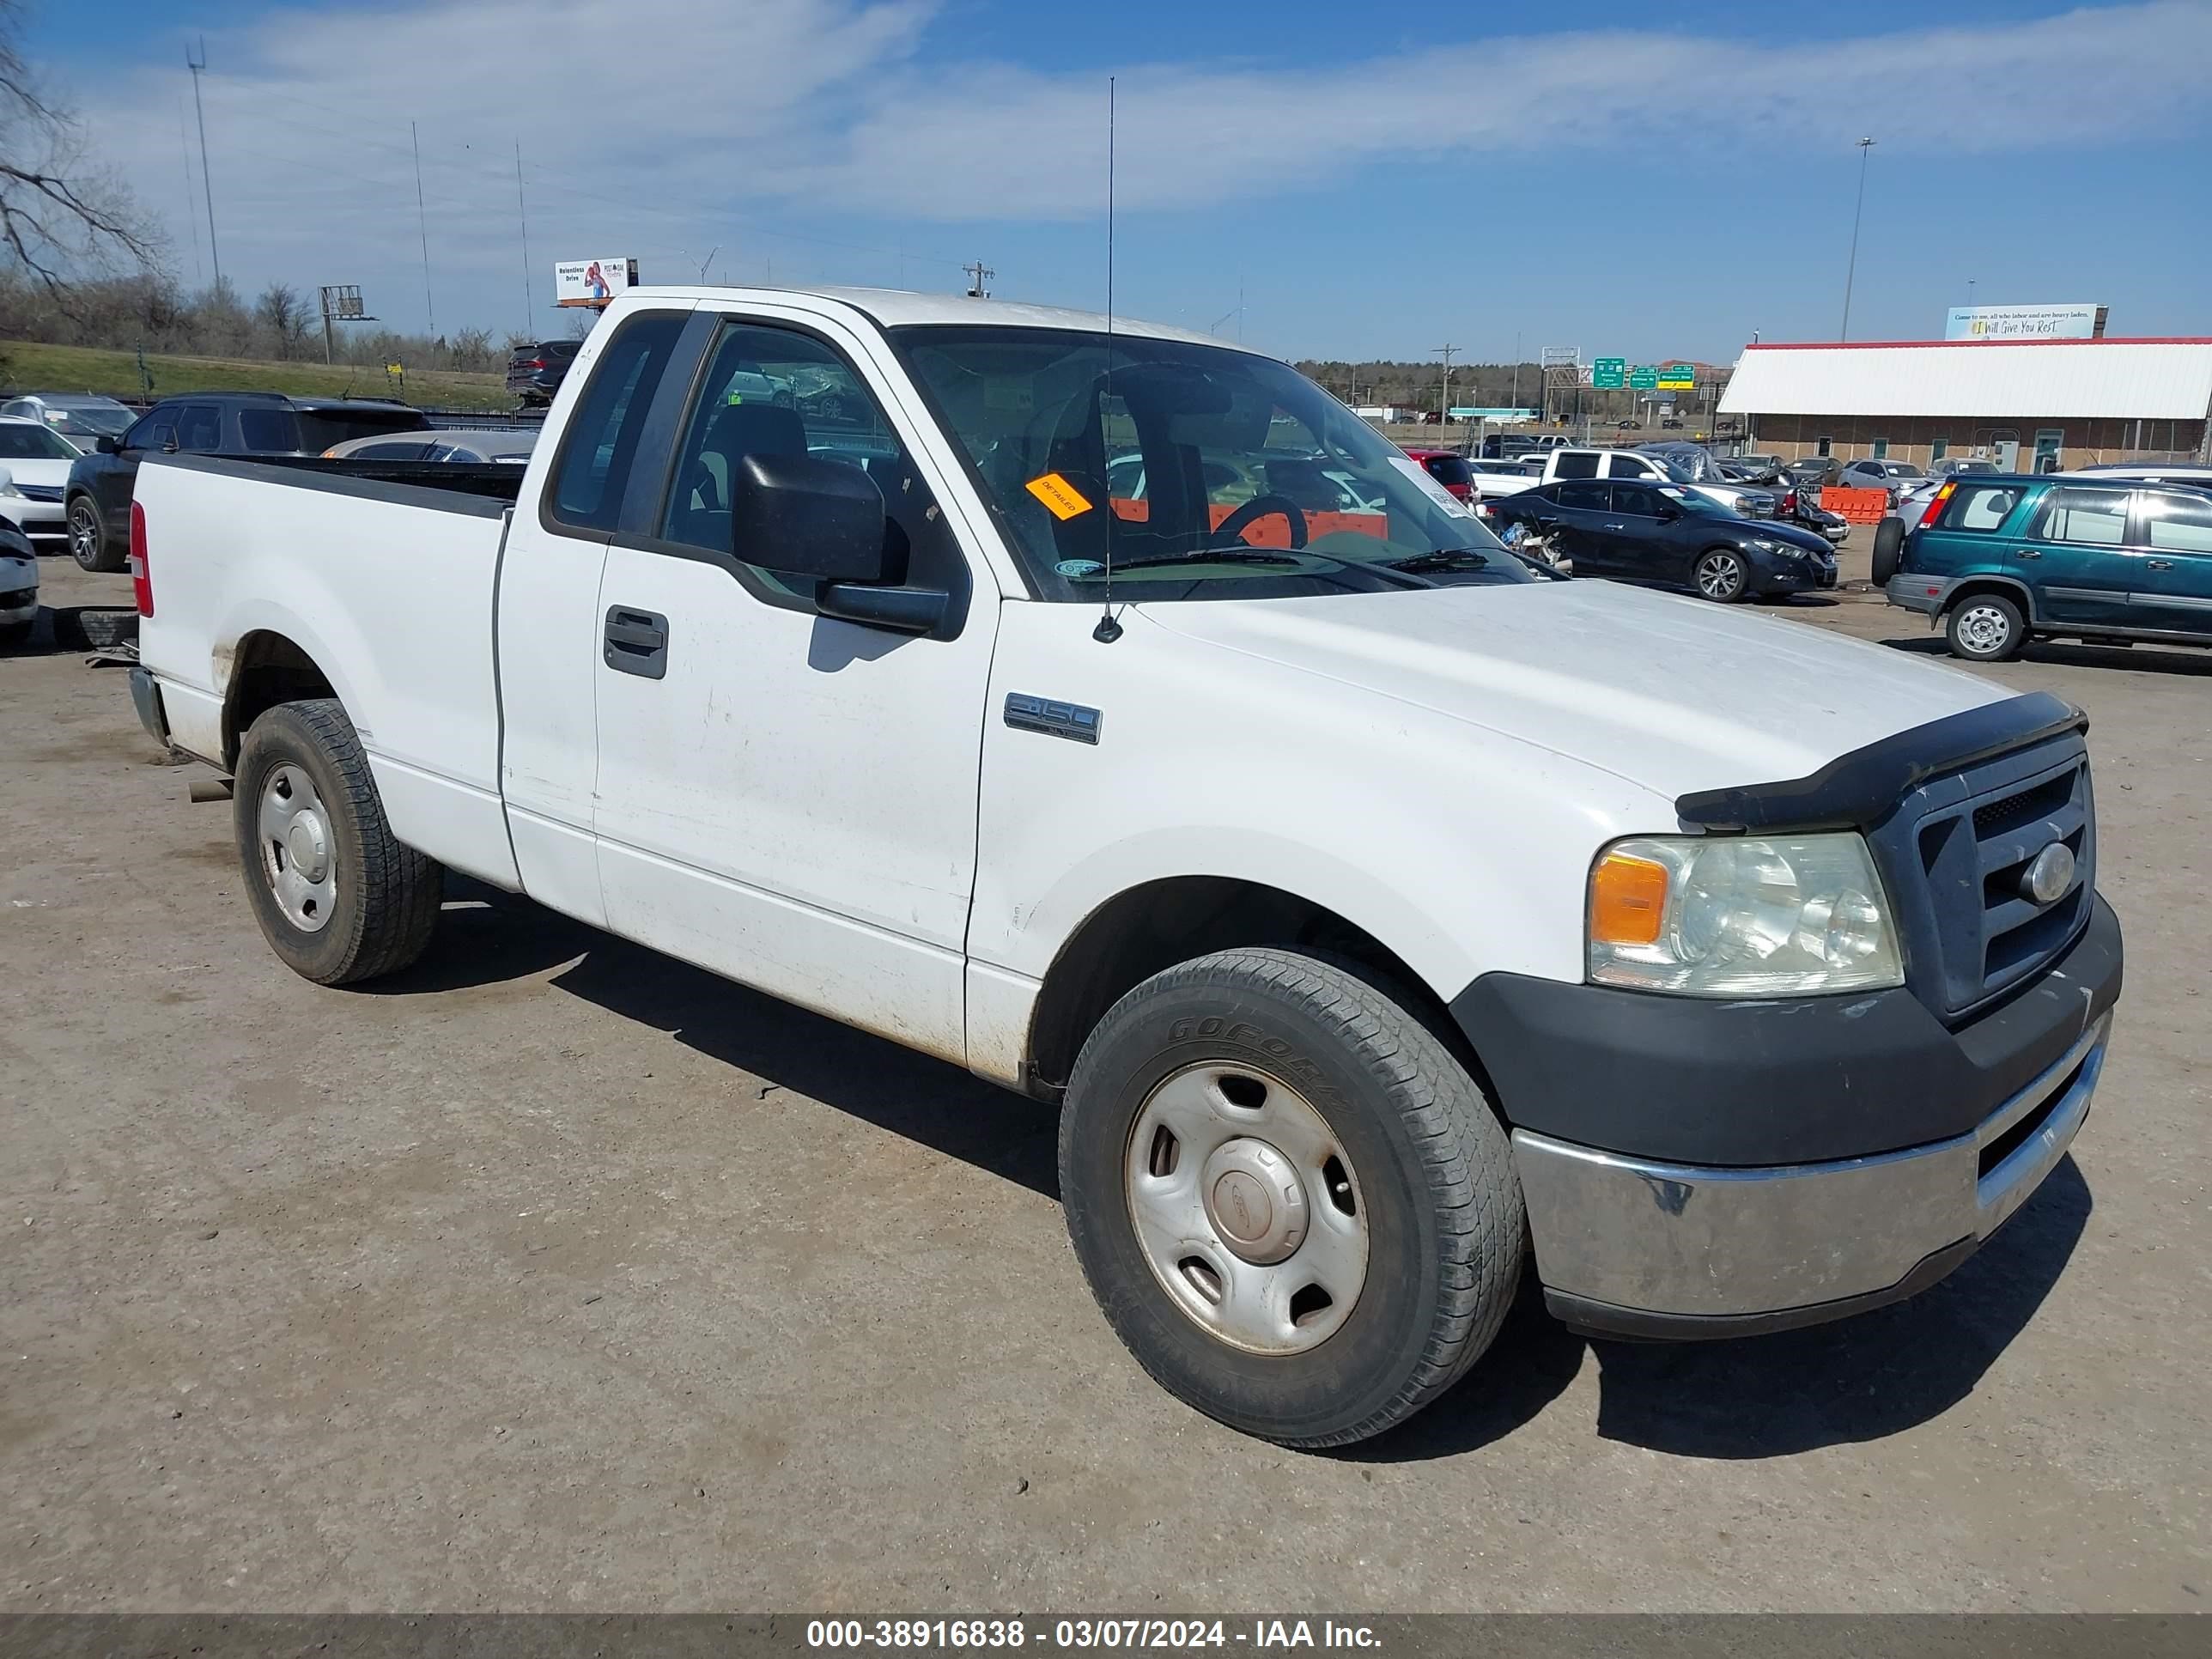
[555,256,641,307]
[1943,303,2105,342]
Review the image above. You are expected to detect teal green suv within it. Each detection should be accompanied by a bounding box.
[1877,475,2212,661]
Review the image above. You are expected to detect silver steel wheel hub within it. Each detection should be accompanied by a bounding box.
[1124,1062,1369,1355]
[258,764,337,933]
[1200,1138,1309,1265]
[1698,555,1739,598]
[1959,605,2009,652]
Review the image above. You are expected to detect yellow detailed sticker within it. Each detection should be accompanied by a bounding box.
[1025,471,1094,520]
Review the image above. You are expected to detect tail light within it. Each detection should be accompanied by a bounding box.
[1917,480,1955,530]
[1781,489,1798,513]
[130,500,152,617]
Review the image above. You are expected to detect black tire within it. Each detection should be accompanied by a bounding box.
[1870,516,1905,586]
[1944,592,2027,663]
[1059,948,1524,1449]
[1692,546,1749,603]
[233,699,442,985]
[51,606,137,650]
[0,619,32,651]
[68,495,124,573]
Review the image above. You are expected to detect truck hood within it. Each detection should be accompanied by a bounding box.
[1137,580,2006,804]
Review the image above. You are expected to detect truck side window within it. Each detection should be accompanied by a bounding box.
[547,313,686,533]
[659,320,963,614]
[125,410,177,453]
[1553,453,1599,479]
[174,404,222,452]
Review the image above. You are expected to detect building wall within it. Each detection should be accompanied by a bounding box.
[1743,413,2208,469]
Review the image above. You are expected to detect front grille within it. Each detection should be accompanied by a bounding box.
[1884,742,2094,1016]
[15,483,63,502]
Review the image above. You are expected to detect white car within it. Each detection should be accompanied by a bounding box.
[127,284,2122,1449]
[0,414,83,544]
[1534,446,1777,517]
[0,518,36,647]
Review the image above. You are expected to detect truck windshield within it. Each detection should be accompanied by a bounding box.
[892,325,1533,601]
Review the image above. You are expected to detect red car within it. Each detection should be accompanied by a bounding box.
[1400,447,1476,501]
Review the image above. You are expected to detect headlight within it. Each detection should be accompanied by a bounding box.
[1747,537,1803,557]
[1589,834,1903,996]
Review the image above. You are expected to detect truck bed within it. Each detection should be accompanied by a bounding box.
[134,452,522,889]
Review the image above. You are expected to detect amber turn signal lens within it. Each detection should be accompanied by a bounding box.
[1590,852,1669,946]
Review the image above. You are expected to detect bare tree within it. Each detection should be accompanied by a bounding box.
[1,0,160,301]
[254,282,311,360]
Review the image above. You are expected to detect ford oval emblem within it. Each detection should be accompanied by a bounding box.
[2021,842,2076,906]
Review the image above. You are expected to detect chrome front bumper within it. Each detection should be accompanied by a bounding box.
[1515,1014,2109,1338]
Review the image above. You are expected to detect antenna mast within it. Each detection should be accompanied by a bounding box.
[1093,76,1122,645]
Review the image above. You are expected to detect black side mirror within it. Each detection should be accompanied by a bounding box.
[95,434,122,454]
[730,452,889,584]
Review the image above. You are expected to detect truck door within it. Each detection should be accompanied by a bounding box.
[2018,483,2134,628]
[495,305,698,927]
[2130,489,2212,635]
[589,309,997,1064]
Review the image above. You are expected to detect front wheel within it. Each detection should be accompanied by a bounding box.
[1059,948,1524,1448]
[69,496,123,573]
[233,699,444,985]
[1693,547,1749,602]
[1946,592,2027,662]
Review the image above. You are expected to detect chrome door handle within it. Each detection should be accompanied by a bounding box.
[2146,559,2173,570]
[2016,550,2041,560]
[1602,522,1626,530]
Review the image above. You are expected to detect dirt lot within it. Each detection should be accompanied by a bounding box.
[3,554,2206,1613]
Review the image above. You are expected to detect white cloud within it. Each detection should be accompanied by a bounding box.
[51,0,2212,328]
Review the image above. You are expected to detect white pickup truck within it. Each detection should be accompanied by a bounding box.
[1531,446,1778,518]
[129,286,2122,1448]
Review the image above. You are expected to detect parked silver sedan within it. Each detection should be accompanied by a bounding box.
[323,427,537,465]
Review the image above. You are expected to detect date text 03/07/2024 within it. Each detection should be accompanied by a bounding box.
[805,1620,1382,1650]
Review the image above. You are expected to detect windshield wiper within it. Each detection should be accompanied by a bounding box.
[1383,548,1490,573]
[1096,548,1306,571]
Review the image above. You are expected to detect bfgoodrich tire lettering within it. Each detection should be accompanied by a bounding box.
[232,698,443,985]
[1058,948,1524,1448]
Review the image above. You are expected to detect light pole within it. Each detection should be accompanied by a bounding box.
[1839,137,1875,341]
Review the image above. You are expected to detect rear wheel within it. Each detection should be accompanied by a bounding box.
[1058,948,1524,1448]
[1693,547,1748,602]
[233,699,443,985]
[69,496,123,573]
[1945,592,2027,662]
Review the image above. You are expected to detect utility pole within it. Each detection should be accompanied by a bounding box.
[515,140,534,339]
[1839,136,1875,342]
[185,39,221,291]
[1433,343,1458,427]
[963,258,994,299]
[411,122,434,337]
[1510,331,1521,416]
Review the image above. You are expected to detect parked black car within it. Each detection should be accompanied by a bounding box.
[506,339,581,406]
[65,393,430,571]
[1487,477,1838,602]
[1777,487,1850,544]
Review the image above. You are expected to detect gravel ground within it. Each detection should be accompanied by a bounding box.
[3,553,2205,1613]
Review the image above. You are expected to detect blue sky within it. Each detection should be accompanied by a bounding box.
[20,0,2212,362]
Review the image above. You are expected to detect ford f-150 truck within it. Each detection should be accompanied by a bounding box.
[126,286,2122,1448]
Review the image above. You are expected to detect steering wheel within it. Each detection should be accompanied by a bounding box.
[1208,493,1310,550]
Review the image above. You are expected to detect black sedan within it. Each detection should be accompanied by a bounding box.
[1486,478,1838,602]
